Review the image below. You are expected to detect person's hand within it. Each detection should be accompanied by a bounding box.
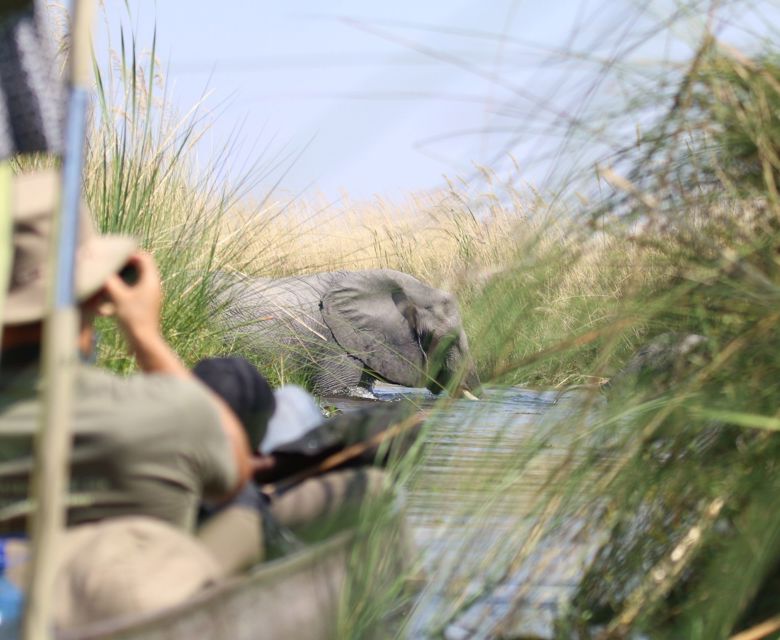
[102,252,164,343]
[250,454,277,477]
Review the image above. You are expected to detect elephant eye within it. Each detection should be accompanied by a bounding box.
[417,330,434,354]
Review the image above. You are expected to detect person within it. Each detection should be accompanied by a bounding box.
[0,169,253,535]
[192,358,395,574]
[0,168,399,628]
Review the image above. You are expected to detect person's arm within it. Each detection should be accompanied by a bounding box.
[102,252,253,496]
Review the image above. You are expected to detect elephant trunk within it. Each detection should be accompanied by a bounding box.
[453,328,481,398]
[460,365,482,397]
[425,334,481,398]
[448,362,481,399]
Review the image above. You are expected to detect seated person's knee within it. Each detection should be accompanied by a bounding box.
[270,467,389,530]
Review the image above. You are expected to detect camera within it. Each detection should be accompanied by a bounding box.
[118,263,139,286]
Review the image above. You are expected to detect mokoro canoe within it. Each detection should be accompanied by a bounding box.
[61,529,361,640]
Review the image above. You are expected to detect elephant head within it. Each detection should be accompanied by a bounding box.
[321,270,479,395]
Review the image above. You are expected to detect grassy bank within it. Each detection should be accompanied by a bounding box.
[224,181,667,387]
[79,17,675,389]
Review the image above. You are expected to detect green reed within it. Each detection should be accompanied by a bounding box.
[410,24,780,640]
[337,7,780,640]
[81,10,311,375]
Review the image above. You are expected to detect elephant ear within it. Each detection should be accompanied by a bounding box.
[321,271,424,387]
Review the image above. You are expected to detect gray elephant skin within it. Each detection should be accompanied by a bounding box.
[215,269,480,397]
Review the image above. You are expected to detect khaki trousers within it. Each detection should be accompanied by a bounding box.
[4,467,387,629]
[5,516,221,631]
[197,467,387,574]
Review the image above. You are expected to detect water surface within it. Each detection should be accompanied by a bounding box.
[334,383,608,639]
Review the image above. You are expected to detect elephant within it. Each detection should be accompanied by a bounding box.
[214,269,480,398]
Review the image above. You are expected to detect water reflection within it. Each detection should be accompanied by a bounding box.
[334,384,603,640]
[333,383,607,639]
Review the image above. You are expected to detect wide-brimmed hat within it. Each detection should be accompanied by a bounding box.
[5,169,137,325]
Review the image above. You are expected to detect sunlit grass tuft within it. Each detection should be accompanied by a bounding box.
[82,22,273,372]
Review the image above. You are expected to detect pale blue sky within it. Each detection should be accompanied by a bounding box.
[86,0,779,202]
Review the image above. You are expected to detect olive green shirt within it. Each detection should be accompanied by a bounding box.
[0,363,237,534]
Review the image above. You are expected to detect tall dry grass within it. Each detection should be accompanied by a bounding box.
[225,176,665,386]
[222,180,528,285]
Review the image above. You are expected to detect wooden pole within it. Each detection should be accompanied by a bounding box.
[0,162,11,349]
[22,1,95,638]
[730,616,780,640]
